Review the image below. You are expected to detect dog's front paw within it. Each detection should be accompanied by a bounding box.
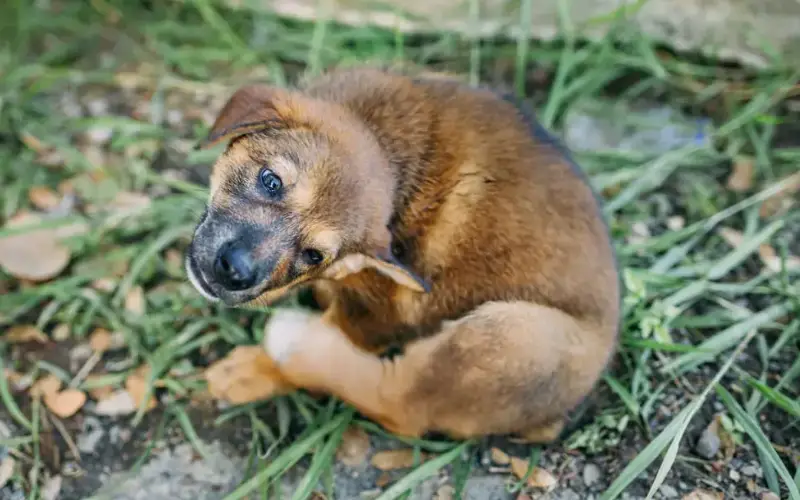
[263,308,323,364]
[204,345,290,404]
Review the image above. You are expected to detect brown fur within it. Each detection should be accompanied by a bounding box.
[187,67,621,442]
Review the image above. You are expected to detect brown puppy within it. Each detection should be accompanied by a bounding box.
[186,67,620,442]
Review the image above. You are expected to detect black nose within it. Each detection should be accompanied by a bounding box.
[214,242,256,291]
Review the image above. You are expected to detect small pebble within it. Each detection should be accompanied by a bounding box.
[559,490,581,500]
[761,493,780,500]
[659,484,679,498]
[695,425,721,459]
[741,465,761,477]
[86,127,113,144]
[582,463,601,487]
[729,469,740,481]
[86,98,109,116]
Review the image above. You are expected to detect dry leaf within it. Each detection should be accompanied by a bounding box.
[89,328,113,353]
[93,390,137,416]
[0,456,14,489]
[165,248,184,270]
[760,172,800,218]
[86,191,152,226]
[370,449,423,471]
[30,374,62,398]
[52,324,71,342]
[719,227,744,248]
[204,345,289,404]
[726,156,754,192]
[44,389,86,418]
[125,286,146,315]
[20,131,48,153]
[510,457,557,490]
[757,244,800,273]
[336,426,371,467]
[125,369,157,412]
[91,278,117,292]
[4,369,29,391]
[375,472,392,488]
[0,213,87,282]
[5,324,48,344]
[681,489,724,500]
[490,447,510,465]
[28,186,62,211]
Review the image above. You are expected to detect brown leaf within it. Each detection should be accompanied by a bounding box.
[125,286,146,315]
[125,368,157,412]
[204,345,289,404]
[336,426,371,467]
[5,324,48,344]
[44,389,86,418]
[0,213,87,282]
[719,227,744,248]
[371,449,424,471]
[726,156,754,192]
[760,171,800,218]
[757,243,800,273]
[89,328,113,353]
[681,489,724,500]
[510,457,557,490]
[28,186,62,211]
[375,472,392,488]
[490,447,510,465]
[4,369,28,392]
[30,374,62,398]
[165,248,184,271]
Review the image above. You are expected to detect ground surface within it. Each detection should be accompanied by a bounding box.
[1,1,799,500]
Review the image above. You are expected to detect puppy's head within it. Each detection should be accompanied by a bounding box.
[186,84,427,307]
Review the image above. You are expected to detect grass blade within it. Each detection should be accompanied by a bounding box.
[375,441,472,500]
[716,385,800,499]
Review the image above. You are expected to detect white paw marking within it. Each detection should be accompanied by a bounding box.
[263,309,317,364]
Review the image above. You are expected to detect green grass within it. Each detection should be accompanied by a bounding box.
[1,0,799,499]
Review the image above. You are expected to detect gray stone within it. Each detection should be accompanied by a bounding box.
[90,441,245,500]
[695,425,721,459]
[659,484,679,498]
[462,475,512,500]
[207,0,800,68]
[582,463,602,487]
[741,465,762,477]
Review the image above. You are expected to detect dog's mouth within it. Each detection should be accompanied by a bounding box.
[185,253,221,302]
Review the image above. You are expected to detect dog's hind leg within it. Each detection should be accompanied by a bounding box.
[263,301,614,441]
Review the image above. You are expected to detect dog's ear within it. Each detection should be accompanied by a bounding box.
[321,249,430,293]
[196,84,290,150]
[370,246,431,293]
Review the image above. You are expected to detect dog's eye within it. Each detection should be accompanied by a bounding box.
[301,248,324,265]
[259,168,283,195]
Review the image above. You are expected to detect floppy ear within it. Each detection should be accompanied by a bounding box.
[321,248,431,293]
[196,84,290,150]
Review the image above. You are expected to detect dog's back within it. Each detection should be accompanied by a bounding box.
[302,68,620,351]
